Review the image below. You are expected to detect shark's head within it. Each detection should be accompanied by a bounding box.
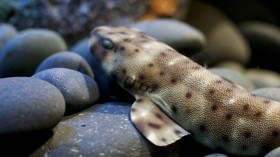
[89,26,181,94]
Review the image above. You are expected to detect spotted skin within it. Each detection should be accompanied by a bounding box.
[89,26,280,156]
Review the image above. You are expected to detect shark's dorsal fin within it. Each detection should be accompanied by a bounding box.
[130,96,190,146]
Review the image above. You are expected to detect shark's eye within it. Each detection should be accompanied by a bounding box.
[102,38,114,50]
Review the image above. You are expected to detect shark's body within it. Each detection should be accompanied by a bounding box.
[89,26,280,156]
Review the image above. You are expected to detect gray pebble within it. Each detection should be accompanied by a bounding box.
[130,19,206,53]
[265,147,280,157]
[31,102,181,157]
[0,23,17,51]
[0,77,65,135]
[239,21,280,72]
[245,69,280,89]
[0,28,67,77]
[32,68,99,114]
[186,1,251,65]
[70,37,91,56]
[213,61,246,73]
[209,68,255,90]
[251,87,280,102]
[35,51,94,78]
[204,153,228,157]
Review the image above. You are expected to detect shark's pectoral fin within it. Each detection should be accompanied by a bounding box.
[130,96,190,146]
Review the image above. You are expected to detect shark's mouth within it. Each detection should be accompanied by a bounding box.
[123,76,158,93]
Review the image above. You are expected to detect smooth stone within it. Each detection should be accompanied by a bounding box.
[213,61,246,73]
[209,68,255,90]
[70,37,91,57]
[251,87,280,102]
[33,68,99,114]
[239,22,280,72]
[35,51,94,78]
[204,153,228,157]
[31,103,181,157]
[0,28,67,77]
[0,23,17,51]
[265,147,280,157]
[245,69,280,89]
[0,77,65,135]
[130,19,206,53]
[185,1,251,66]
[71,38,134,103]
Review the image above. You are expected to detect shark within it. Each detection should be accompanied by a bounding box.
[89,26,280,156]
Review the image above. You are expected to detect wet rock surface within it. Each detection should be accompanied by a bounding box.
[130,19,206,53]
[186,0,251,66]
[31,103,181,157]
[36,51,94,78]
[0,77,65,135]
[245,69,280,88]
[209,67,255,90]
[0,23,17,51]
[251,87,280,102]
[33,68,99,114]
[0,28,67,77]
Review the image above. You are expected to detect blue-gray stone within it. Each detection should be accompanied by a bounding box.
[209,68,255,90]
[31,103,181,157]
[265,147,280,157]
[0,77,65,135]
[130,19,206,53]
[245,69,280,89]
[32,68,99,114]
[251,87,280,102]
[0,28,67,77]
[0,23,17,51]
[204,154,228,157]
[35,51,94,78]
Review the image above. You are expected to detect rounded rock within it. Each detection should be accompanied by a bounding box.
[0,77,65,135]
[209,68,255,90]
[186,1,251,66]
[130,19,206,53]
[30,103,181,157]
[32,68,99,114]
[245,69,280,89]
[0,23,17,51]
[251,87,280,102]
[239,22,280,72]
[265,147,280,157]
[35,51,94,78]
[204,153,229,157]
[213,61,246,73]
[0,28,67,77]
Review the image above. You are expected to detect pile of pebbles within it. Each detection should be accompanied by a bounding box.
[1,0,280,156]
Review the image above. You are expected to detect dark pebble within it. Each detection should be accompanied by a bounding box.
[33,68,99,114]
[0,28,67,77]
[0,77,65,135]
[35,51,94,78]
